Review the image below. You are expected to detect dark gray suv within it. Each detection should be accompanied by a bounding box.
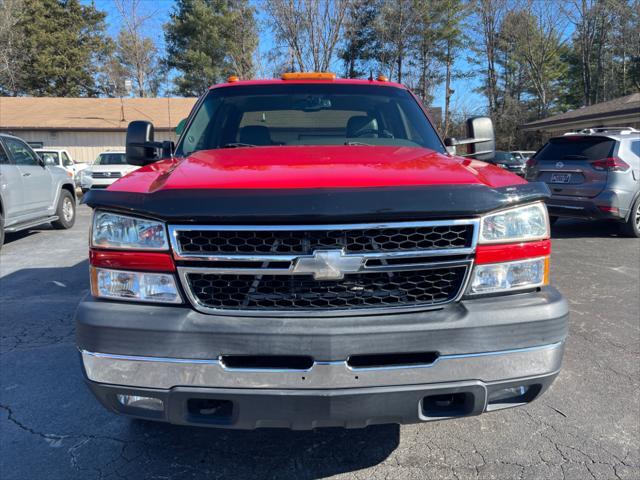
[526,128,640,237]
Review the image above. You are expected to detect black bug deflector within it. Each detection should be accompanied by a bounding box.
[83,182,550,224]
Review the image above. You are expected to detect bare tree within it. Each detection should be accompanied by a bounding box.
[265,0,350,72]
[473,0,507,116]
[113,0,163,97]
[513,0,568,116]
[0,0,24,95]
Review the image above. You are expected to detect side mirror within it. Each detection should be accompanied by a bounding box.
[465,116,495,161]
[175,118,187,136]
[443,137,457,155]
[126,120,159,165]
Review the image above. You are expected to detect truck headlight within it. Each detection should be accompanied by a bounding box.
[467,257,549,295]
[92,211,168,250]
[479,203,549,244]
[91,267,181,303]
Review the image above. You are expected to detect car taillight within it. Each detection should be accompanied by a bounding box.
[525,158,537,169]
[591,157,630,172]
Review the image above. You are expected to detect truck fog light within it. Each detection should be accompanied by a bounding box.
[91,267,182,303]
[116,394,164,411]
[488,385,528,402]
[467,257,548,295]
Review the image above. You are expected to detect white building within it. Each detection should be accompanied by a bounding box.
[0,97,197,163]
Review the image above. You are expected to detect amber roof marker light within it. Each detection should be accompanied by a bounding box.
[281,72,337,81]
[377,74,389,82]
[227,75,240,82]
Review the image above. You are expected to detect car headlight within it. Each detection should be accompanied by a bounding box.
[91,267,181,303]
[467,257,549,295]
[92,211,168,250]
[479,203,549,244]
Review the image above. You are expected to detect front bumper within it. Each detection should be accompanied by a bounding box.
[76,287,568,429]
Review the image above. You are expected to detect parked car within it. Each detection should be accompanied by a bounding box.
[76,73,567,430]
[0,134,77,249]
[511,150,536,161]
[488,150,526,176]
[526,127,640,236]
[79,150,139,193]
[34,148,87,185]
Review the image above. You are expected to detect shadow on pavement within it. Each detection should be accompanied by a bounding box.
[125,419,400,478]
[1,259,399,479]
[550,218,627,239]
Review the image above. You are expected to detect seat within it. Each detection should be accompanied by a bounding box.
[238,125,272,146]
[346,115,379,138]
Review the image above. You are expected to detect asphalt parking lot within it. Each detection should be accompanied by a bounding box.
[0,205,638,480]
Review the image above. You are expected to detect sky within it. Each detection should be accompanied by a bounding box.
[88,0,486,111]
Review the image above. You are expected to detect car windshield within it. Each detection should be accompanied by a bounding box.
[95,153,126,165]
[494,151,518,162]
[176,84,445,156]
[38,151,59,165]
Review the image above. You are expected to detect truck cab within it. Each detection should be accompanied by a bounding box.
[76,74,568,429]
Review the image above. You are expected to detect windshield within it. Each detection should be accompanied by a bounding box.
[95,153,126,165]
[176,84,445,156]
[493,151,518,163]
[38,151,59,166]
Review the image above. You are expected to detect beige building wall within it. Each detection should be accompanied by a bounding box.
[12,130,178,164]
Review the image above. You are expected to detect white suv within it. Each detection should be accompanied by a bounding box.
[80,150,140,193]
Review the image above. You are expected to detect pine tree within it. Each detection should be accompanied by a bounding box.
[165,0,257,96]
[14,0,112,97]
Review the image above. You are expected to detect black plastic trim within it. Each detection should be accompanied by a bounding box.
[83,182,550,224]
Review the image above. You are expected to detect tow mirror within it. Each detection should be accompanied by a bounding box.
[126,121,173,166]
[175,118,187,136]
[465,117,495,161]
[444,117,495,161]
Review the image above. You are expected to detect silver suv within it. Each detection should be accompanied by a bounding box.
[0,134,77,249]
[526,127,640,237]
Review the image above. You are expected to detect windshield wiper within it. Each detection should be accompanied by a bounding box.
[344,141,372,146]
[221,143,256,148]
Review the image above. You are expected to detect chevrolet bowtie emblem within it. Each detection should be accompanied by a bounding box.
[292,250,364,280]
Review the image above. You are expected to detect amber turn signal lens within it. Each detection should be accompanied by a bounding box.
[281,72,336,80]
[543,256,550,286]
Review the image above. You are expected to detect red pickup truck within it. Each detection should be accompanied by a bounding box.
[76,74,568,429]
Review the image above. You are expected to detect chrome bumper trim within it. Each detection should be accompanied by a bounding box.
[82,342,564,390]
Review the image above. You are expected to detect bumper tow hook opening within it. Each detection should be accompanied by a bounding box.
[187,399,234,423]
[422,392,475,418]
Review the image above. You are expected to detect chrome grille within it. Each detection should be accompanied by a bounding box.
[91,172,122,179]
[170,220,478,316]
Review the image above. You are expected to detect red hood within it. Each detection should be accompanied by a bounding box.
[108,146,525,193]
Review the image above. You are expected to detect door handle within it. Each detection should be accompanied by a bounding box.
[22,172,31,177]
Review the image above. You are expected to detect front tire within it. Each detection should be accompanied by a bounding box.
[621,196,640,238]
[51,190,76,230]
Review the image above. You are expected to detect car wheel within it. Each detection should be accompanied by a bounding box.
[549,216,559,226]
[0,213,4,251]
[621,196,640,238]
[52,190,76,230]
